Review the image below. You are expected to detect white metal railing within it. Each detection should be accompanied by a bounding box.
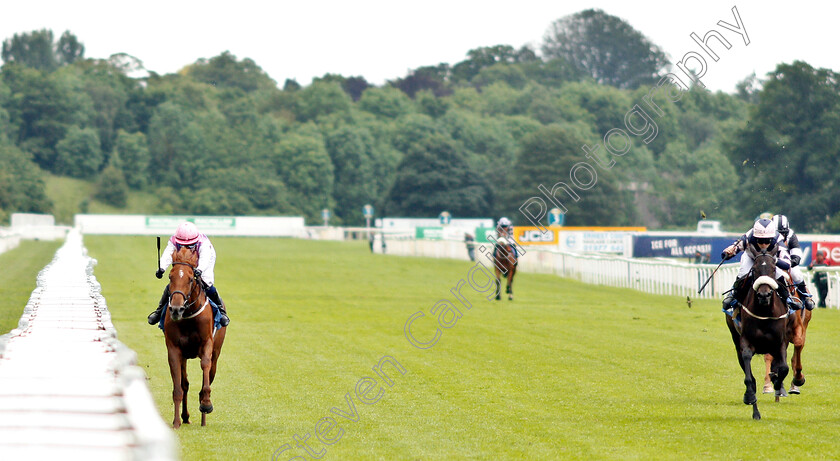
[379,237,840,308]
[0,229,175,459]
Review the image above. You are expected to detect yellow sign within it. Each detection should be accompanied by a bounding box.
[513,227,558,245]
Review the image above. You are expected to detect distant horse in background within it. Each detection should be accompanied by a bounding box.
[164,246,227,428]
[763,273,813,395]
[725,250,789,420]
[492,238,517,301]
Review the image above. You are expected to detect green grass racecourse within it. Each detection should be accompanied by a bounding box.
[19,236,839,460]
[0,240,63,333]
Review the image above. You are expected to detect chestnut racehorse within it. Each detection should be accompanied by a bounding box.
[725,250,789,420]
[763,273,813,396]
[164,246,227,428]
[492,240,517,301]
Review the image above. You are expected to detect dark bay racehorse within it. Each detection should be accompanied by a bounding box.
[725,250,789,420]
[763,274,813,395]
[164,247,227,428]
[493,239,517,301]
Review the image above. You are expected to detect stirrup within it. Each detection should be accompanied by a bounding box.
[786,297,803,311]
[148,307,163,325]
[721,296,736,316]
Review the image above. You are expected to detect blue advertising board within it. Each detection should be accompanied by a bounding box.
[633,236,735,264]
[633,235,817,266]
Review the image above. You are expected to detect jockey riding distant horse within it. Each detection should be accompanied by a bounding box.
[163,246,227,428]
[492,217,518,301]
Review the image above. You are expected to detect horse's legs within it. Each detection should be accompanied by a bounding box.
[791,311,808,388]
[771,345,790,402]
[180,359,190,424]
[167,346,184,429]
[210,328,227,385]
[198,338,214,424]
[506,268,514,301]
[763,355,774,394]
[790,344,804,390]
[494,268,502,301]
[739,337,760,419]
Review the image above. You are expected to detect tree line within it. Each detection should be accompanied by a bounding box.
[0,9,837,232]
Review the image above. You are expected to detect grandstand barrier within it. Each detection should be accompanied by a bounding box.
[0,229,176,459]
[75,214,305,237]
[10,213,69,241]
[378,236,840,308]
[0,233,21,256]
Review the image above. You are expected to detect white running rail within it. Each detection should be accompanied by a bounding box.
[380,237,840,307]
[0,229,176,460]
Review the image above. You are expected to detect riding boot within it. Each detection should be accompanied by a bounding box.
[722,276,747,315]
[206,285,230,327]
[795,282,815,310]
[148,285,170,325]
[777,278,802,311]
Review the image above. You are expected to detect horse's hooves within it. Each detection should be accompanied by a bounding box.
[762,384,773,394]
[182,417,190,424]
[743,394,757,405]
[776,387,788,398]
[792,376,805,386]
[789,385,801,395]
[753,412,761,421]
[200,403,214,414]
[201,412,206,427]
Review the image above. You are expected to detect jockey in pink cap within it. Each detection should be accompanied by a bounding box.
[147,221,230,327]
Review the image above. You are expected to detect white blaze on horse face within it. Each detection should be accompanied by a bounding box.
[179,269,184,278]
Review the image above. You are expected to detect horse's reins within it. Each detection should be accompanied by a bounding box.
[169,261,207,319]
[740,304,790,320]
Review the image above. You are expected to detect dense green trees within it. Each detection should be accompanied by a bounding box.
[0,21,836,232]
[542,9,668,89]
[387,131,493,217]
[0,142,51,221]
[2,30,83,72]
[729,61,840,231]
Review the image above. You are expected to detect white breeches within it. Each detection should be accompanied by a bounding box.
[790,265,804,285]
[736,251,787,280]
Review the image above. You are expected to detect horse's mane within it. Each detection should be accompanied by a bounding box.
[173,246,199,266]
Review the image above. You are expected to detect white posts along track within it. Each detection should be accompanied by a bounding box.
[382,238,840,306]
[0,230,175,460]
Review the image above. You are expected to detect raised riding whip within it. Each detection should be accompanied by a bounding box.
[698,257,729,294]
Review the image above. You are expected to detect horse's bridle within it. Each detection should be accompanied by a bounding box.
[169,261,201,314]
[742,252,789,320]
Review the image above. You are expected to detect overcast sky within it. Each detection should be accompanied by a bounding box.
[0,1,832,93]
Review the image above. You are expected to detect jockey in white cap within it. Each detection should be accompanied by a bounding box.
[147,221,230,327]
[721,218,801,316]
[494,217,518,260]
[773,214,814,310]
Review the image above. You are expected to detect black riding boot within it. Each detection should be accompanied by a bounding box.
[722,275,748,314]
[206,285,230,327]
[777,278,802,311]
[795,282,815,310]
[148,285,170,325]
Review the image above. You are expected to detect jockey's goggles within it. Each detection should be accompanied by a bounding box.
[755,237,773,245]
[176,243,197,251]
